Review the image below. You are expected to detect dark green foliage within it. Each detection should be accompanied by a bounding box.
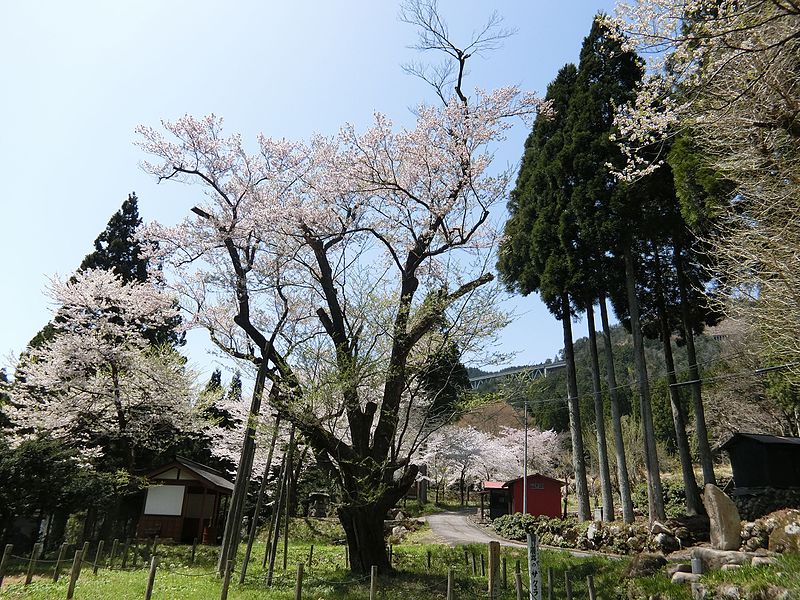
[27,193,184,350]
[78,193,149,282]
[416,342,471,421]
[498,63,578,316]
[631,479,689,519]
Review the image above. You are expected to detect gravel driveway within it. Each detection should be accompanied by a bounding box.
[425,509,525,547]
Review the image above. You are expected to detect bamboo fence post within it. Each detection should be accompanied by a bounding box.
[80,541,89,571]
[464,548,469,567]
[547,567,554,600]
[446,568,454,600]
[487,541,500,599]
[24,542,42,585]
[587,574,597,600]
[150,536,159,559]
[66,549,83,600]
[93,540,105,575]
[219,559,233,600]
[426,549,431,571]
[0,543,12,589]
[564,570,573,600]
[144,556,158,600]
[514,571,523,600]
[369,565,378,600]
[121,539,131,569]
[294,562,304,600]
[480,552,485,577]
[54,543,68,582]
[470,552,476,575]
[109,539,119,570]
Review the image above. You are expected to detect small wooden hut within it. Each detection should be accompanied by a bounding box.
[720,432,800,493]
[136,457,234,543]
[480,474,564,520]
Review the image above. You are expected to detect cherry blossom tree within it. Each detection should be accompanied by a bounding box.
[7,269,195,469]
[136,3,541,574]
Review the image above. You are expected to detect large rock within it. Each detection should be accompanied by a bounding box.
[767,508,800,553]
[692,547,751,571]
[703,484,742,550]
[622,553,666,578]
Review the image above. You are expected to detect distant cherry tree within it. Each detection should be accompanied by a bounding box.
[7,269,194,469]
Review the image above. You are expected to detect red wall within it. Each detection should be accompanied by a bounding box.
[510,475,562,518]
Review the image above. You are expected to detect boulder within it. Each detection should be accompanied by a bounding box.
[672,571,701,584]
[752,556,778,567]
[703,484,742,550]
[653,532,681,553]
[767,508,800,553]
[692,547,751,572]
[622,553,666,578]
[391,525,408,539]
[651,521,673,536]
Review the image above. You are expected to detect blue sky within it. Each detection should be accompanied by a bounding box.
[0,1,615,380]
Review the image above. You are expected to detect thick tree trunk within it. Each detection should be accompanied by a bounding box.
[585,304,614,522]
[599,294,635,523]
[659,318,703,516]
[623,245,665,522]
[674,241,716,485]
[338,503,391,574]
[651,245,703,516]
[561,291,591,521]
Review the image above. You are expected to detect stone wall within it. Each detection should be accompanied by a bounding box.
[735,487,800,520]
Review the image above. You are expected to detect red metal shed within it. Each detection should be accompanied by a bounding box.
[503,474,563,519]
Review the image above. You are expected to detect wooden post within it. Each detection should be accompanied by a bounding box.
[219,559,233,600]
[480,553,485,577]
[191,537,198,565]
[344,545,349,570]
[24,542,42,585]
[502,556,507,589]
[515,559,520,575]
[369,565,378,600]
[564,570,573,600]
[0,543,12,589]
[527,533,542,600]
[93,539,105,575]
[81,541,90,571]
[464,548,469,567]
[426,550,431,570]
[294,562,304,600]
[587,575,597,600]
[151,536,159,559]
[144,556,158,600]
[66,550,83,600]
[471,552,476,575]
[109,539,119,570]
[487,541,500,598]
[547,568,554,600]
[514,572,523,600]
[308,544,314,570]
[121,539,131,569]
[54,543,68,582]
[446,568,454,600]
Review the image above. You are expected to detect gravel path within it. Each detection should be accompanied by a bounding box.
[425,509,525,547]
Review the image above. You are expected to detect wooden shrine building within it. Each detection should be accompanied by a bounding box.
[720,432,800,493]
[136,457,234,544]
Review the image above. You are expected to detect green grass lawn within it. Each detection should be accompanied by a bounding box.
[1,518,797,599]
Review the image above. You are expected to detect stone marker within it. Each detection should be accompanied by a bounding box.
[703,484,741,550]
[692,547,750,571]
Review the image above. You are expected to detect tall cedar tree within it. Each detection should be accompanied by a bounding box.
[28,193,184,350]
[498,63,592,521]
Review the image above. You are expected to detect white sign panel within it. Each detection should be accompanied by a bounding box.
[144,485,185,516]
